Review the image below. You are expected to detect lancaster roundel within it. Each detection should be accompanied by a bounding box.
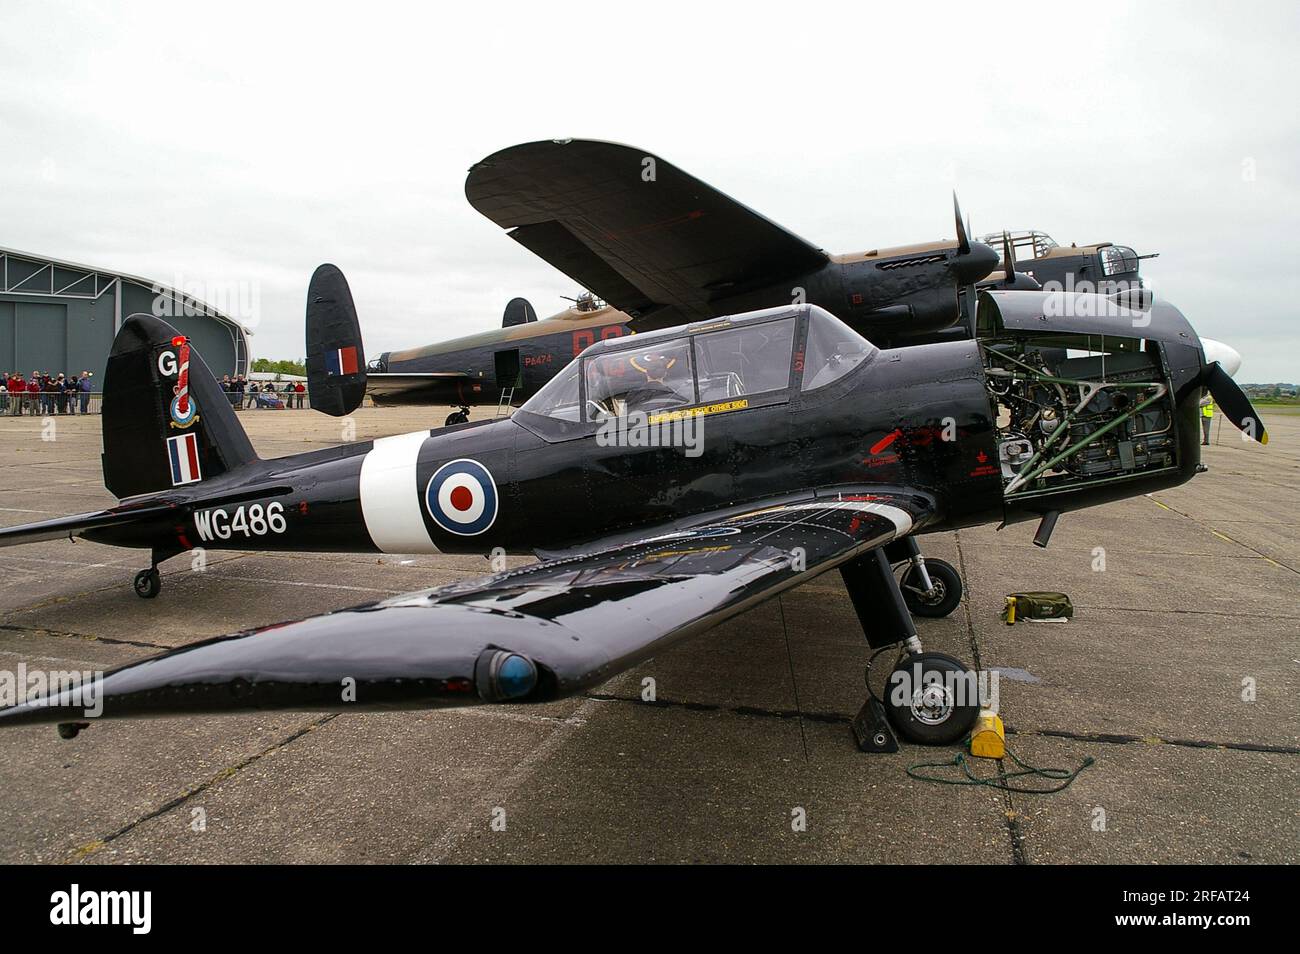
[424,458,499,536]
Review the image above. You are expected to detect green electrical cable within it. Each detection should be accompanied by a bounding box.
[907,742,1095,795]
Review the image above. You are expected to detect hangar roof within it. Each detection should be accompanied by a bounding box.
[0,245,254,339]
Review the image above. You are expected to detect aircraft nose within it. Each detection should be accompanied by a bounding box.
[954,241,999,284]
[1201,338,1243,377]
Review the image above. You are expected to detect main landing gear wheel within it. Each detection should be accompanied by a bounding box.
[133,568,161,599]
[900,557,962,618]
[445,407,470,426]
[884,652,980,745]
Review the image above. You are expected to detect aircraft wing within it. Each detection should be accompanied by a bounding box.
[0,490,931,728]
[466,139,829,331]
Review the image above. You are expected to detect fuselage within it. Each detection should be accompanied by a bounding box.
[83,300,1206,561]
[87,337,1006,558]
[372,306,630,406]
[369,239,1000,407]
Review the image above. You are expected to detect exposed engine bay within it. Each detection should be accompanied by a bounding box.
[981,335,1179,499]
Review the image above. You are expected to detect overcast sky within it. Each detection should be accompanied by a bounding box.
[2,0,1297,380]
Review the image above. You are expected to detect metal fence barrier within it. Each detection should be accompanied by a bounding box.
[1,391,103,415]
[0,391,313,415]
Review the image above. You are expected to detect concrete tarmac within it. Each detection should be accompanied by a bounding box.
[0,404,1296,863]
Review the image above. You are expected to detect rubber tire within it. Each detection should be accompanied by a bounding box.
[133,568,161,599]
[445,410,469,426]
[901,558,962,618]
[883,652,981,745]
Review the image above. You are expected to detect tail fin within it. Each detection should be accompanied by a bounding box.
[501,297,537,328]
[305,263,367,417]
[101,313,258,498]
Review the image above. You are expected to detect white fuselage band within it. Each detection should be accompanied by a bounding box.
[359,431,438,553]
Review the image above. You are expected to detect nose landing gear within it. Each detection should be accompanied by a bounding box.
[840,542,980,749]
[898,556,962,618]
[889,537,963,618]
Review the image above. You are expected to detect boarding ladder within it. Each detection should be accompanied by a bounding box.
[496,387,516,417]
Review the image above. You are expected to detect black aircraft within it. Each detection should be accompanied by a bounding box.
[0,287,1268,746]
[365,139,1006,412]
[466,139,1001,340]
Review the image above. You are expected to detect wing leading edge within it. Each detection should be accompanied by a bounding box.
[0,490,931,728]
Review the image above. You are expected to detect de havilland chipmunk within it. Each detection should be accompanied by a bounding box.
[366,139,1161,416]
[0,264,1267,746]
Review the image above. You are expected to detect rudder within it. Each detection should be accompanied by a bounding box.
[101,314,258,498]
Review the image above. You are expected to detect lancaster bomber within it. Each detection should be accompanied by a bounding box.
[465,139,1001,337]
[0,283,1267,747]
[366,292,630,420]
[363,140,1161,413]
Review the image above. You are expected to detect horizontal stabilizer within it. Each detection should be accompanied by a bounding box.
[366,372,482,406]
[0,502,177,549]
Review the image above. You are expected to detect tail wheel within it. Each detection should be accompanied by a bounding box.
[883,652,980,745]
[133,568,161,599]
[900,557,962,618]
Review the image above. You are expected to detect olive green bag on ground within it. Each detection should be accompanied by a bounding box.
[1002,592,1074,624]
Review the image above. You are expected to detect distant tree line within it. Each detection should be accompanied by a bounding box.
[251,358,307,376]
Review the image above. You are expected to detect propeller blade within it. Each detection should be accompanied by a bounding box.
[1204,362,1268,444]
[1001,231,1017,282]
[954,192,971,255]
[963,283,979,334]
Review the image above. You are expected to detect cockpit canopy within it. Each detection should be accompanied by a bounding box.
[976,230,1059,262]
[978,231,1142,278]
[521,305,875,425]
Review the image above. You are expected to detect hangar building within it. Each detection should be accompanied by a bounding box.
[0,247,250,383]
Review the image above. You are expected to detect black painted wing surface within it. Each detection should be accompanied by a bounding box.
[0,491,930,728]
[466,139,829,330]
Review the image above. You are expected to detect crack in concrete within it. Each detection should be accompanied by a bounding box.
[61,714,338,864]
[0,623,170,652]
[580,692,1300,756]
[1149,496,1299,576]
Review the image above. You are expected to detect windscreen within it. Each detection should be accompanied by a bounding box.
[520,359,581,421]
[801,308,875,391]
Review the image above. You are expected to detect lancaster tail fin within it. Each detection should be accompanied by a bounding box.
[501,297,537,328]
[305,264,367,417]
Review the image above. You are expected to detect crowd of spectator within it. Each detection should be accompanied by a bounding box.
[218,375,307,410]
[1,370,308,415]
[1,370,94,415]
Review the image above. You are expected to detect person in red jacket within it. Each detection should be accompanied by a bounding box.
[9,374,25,415]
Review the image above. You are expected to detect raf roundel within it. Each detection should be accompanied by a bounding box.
[424,458,499,536]
[169,394,198,428]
